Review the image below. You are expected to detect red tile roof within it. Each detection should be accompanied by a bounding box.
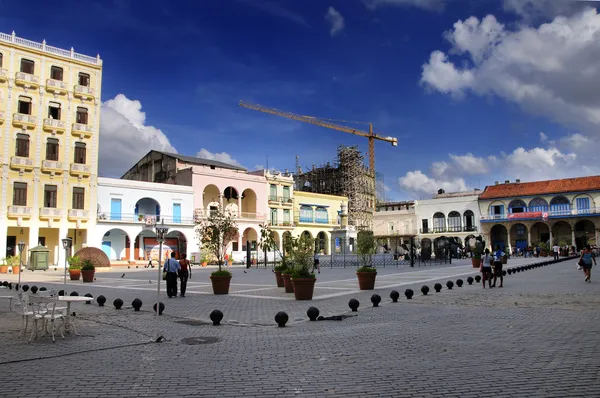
[479,176,600,199]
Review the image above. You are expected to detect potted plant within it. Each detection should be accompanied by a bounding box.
[290,234,316,300]
[196,206,238,294]
[540,242,549,257]
[5,256,20,275]
[259,223,287,287]
[282,267,294,293]
[558,240,568,256]
[0,258,7,274]
[138,214,144,221]
[68,255,82,280]
[471,245,482,268]
[227,253,234,266]
[81,259,95,282]
[356,231,377,289]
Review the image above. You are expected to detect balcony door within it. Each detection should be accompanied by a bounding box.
[110,198,122,220]
[173,203,181,223]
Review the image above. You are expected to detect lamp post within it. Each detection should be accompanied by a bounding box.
[154,220,169,341]
[61,238,72,292]
[17,241,25,289]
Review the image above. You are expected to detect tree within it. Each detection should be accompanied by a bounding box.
[259,223,283,269]
[195,207,238,272]
[357,230,376,267]
[284,233,314,278]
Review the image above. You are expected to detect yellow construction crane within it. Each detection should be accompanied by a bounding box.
[238,100,398,177]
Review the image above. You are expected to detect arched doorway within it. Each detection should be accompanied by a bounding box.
[166,230,187,259]
[223,186,240,216]
[433,212,446,232]
[490,224,508,250]
[135,198,160,222]
[316,231,327,254]
[242,227,258,252]
[282,231,292,256]
[530,222,550,245]
[202,184,220,214]
[101,228,131,261]
[575,220,595,249]
[269,230,281,254]
[550,195,570,215]
[434,236,448,258]
[241,189,257,215]
[510,223,528,251]
[448,211,461,232]
[463,210,475,231]
[420,238,432,260]
[528,197,548,212]
[133,229,156,262]
[552,221,572,246]
[508,199,527,214]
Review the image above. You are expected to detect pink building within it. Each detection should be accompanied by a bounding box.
[121,151,268,259]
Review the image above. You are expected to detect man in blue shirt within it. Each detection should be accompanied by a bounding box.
[163,252,181,298]
[492,246,504,288]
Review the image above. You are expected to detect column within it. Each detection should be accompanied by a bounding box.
[57,226,69,269]
[571,229,576,247]
[507,227,512,254]
[237,197,242,217]
[0,227,7,262]
[219,194,224,209]
[238,234,243,254]
[138,234,144,260]
[527,229,532,247]
[549,230,553,246]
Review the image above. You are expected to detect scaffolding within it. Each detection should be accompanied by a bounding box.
[294,146,375,230]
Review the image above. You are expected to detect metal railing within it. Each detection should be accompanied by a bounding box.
[98,212,194,225]
[294,216,337,225]
[194,209,266,221]
[480,208,600,221]
[268,195,279,202]
[420,226,478,234]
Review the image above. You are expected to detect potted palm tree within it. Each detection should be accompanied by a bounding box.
[196,206,238,294]
[5,256,20,275]
[471,245,483,268]
[290,234,316,300]
[68,255,82,280]
[259,223,287,287]
[81,259,95,282]
[0,258,7,274]
[356,231,377,290]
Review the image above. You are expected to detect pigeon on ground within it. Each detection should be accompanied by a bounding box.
[149,280,152,283]
[128,266,130,269]
[271,269,275,273]
[244,270,247,273]
[121,273,125,278]
[94,277,97,281]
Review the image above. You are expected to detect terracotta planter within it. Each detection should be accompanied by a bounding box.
[228,260,233,266]
[210,274,232,294]
[541,251,548,257]
[471,258,481,268]
[0,265,7,274]
[69,269,81,280]
[356,272,377,290]
[291,277,316,300]
[282,273,294,293]
[81,270,95,283]
[274,271,284,287]
[11,266,20,275]
[201,262,207,267]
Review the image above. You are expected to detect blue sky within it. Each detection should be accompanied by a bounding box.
[2,0,599,200]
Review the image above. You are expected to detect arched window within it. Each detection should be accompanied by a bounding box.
[508,199,527,213]
[433,212,446,232]
[299,205,313,223]
[448,211,461,231]
[528,197,548,212]
[550,196,570,215]
[463,210,475,231]
[315,207,328,224]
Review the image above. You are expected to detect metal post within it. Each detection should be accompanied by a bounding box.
[17,241,25,289]
[61,238,72,293]
[410,237,414,267]
[154,220,169,342]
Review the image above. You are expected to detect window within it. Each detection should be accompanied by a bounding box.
[269,184,277,200]
[46,138,59,161]
[270,208,277,224]
[576,197,590,214]
[50,66,63,81]
[508,199,527,213]
[0,52,3,68]
[490,205,504,216]
[74,142,86,164]
[15,133,29,157]
[448,211,461,231]
[18,96,32,115]
[516,224,526,236]
[283,186,290,202]
[48,102,61,120]
[283,209,290,223]
[13,182,27,206]
[20,59,34,74]
[433,212,446,231]
[422,219,428,233]
[299,205,313,222]
[72,187,85,210]
[76,107,88,124]
[529,197,548,212]
[315,207,328,224]
[44,185,57,208]
[78,72,90,87]
[550,196,570,215]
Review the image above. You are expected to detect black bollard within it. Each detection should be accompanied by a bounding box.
[113,298,123,310]
[405,289,414,299]
[209,309,223,325]
[421,285,430,295]
[446,281,454,290]
[467,277,474,285]
[132,298,142,311]
[275,311,289,327]
[371,294,381,307]
[348,298,359,312]
[97,295,106,306]
[390,290,400,302]
[307,307,319,321]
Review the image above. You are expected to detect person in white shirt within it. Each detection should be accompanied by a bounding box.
[163,252,181,298]
[552,244,560,261]
[481,249,492,288]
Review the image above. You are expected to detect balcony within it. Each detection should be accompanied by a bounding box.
[15,72,40,89]
[10,156,34,171]
[0,110,4,124]
[280,196,293,206]
[7,205,32,219]
[12,113,37,129]
[41,160,64,174]
[46,79,68,95]
[480,208,600,222]
[72,123,92,138]
[0,68,7,82]
[294,216,337,225]
[268,195,279,203]
[274,221,294,228]
[73,85,94,100]
[39,207,63,220]
[43,118,66,134]
[68,209,89,221]
[70,163,91,177]
[193,209,266,222]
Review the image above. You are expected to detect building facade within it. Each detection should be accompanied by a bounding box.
[478,177,600,252]
[373,201,417,253]
[91,177,195,263]
[0,32,102,267]
[258,169,295,252]
[292,191,347,255]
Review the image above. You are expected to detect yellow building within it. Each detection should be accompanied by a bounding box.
[0,32,102,267]
[292,190,347,255]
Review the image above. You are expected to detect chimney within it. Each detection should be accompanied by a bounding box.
[505,180,510,184]
[516,179,521,183]
[495,181,499,185]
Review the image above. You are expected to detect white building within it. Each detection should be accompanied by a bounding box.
[91,178,196,263]
[415,189,482,252]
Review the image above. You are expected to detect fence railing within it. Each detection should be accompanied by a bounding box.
[480,208,600,221]
[97,213,194,225]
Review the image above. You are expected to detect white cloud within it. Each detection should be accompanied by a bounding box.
[560,132,592,150]
[503,0,587,21]
[539,132,548,142]
[421,9,600,133]
[99,94,176,177]
[196,148,243,168]
[363,0,445,12]
[399,170,468,197]
[430,161,449,177]
[325,6,345,36]
[449,153,490,174]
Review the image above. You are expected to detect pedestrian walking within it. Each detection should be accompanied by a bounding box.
[163,252,180,298]
[312,252,320,274]
[552,243,560,261]
[580,245,596,283]
[481,249,492,288]
[178,253,191,297]
[492,246,504,288]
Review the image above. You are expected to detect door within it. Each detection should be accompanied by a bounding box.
[110,198,122,221]
[173,203,181,223]
[6,236,16,257]
[516,239,527,251]
[101,241,112,260]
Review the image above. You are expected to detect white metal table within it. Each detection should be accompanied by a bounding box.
[58,296,92,335]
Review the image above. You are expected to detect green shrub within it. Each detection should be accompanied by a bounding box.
[356,266,376,273]
[211,269,232,277]
[81,259,95,271]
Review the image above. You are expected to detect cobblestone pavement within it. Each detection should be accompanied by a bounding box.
[0,257,598,397]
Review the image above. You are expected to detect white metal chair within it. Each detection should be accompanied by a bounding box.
[28,296,65,343]
[14,293,37,338]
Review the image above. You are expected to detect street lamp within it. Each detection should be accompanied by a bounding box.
[154,219,169,341]
[17,241,25,290]
[61,238,73,292]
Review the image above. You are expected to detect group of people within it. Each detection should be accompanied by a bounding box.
[480,246,505,288]
[163,253,192,298]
